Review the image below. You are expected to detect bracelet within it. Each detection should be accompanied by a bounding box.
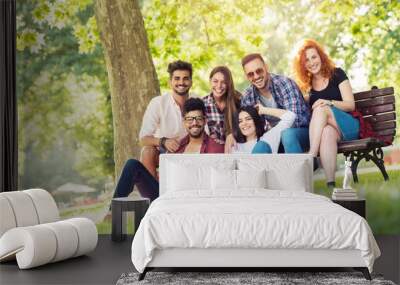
[160,137,167,148]
[329,100,334,106]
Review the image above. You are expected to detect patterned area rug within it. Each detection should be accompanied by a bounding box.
[116,271,396,285]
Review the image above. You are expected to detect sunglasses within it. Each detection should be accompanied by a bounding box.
[246,68,264,79]
[184,116,205,123]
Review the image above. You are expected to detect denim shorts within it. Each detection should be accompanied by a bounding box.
[330,106,359,141]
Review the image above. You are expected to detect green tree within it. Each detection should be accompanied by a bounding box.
[94,0,160,178]
[17,0,114,189]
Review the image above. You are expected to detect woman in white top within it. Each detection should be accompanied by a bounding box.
[229,105,296,154]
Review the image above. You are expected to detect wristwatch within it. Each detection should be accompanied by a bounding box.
[328,100,334,106]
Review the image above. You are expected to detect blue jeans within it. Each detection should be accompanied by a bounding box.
[281,128,310,153]
[112,159,159,202]
[251,141,272,153]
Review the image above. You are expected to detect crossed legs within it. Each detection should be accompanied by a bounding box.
[308,106,341,185]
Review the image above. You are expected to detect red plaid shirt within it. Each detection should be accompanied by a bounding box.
[202,94,225,144]
[175,134,224,153]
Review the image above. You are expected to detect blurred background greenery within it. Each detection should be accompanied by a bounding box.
[16,0,399,234]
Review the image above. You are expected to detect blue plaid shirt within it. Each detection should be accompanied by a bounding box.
[241,73,310,129]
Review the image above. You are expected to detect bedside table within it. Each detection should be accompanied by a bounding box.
[111,197,150,242]
[332,199,365,218]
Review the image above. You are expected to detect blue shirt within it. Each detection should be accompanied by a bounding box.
[241,73,310,129]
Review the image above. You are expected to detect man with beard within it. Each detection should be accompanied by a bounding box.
[139,60,194,178]
[228,53,310,154]
[111,98,223,201]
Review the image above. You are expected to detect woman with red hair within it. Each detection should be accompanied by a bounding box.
[293,39,359,188]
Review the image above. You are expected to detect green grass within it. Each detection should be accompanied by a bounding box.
[60,203,106,218]
[314,170,400,235]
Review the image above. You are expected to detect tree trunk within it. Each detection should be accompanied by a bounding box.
[94,0,159,179]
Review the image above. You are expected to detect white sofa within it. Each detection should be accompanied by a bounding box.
[0,189,98,269]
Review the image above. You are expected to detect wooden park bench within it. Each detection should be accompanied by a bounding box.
[338,86,397,183]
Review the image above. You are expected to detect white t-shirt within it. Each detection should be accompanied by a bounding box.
[139,93,188,140]
[231,111,296,154]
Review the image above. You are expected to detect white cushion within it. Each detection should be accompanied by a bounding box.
[24,189,59,223]
[0,192,39,227]
[265,161,309,191]
[0,196,17,237]
[211,168,236,190]
[42,221,79,262]
[167,162,210,191]
[166,159,235,192]
[65,218,98,257]
[236,169,268,189]
[210,169,268,192]
[0,226,57,269]
[238,158,310,192]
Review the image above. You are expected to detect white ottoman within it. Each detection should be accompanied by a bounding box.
[0,189,98,269]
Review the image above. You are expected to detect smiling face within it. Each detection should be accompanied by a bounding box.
[210,72,227,99]
[305,48,322,75]
[238,111,257,140]
[169,69,192,96]
[183,110,205,138]
[243,58,269,90]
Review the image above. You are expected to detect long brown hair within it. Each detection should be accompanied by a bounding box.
[293,39,336,93]
[209,66,241,136]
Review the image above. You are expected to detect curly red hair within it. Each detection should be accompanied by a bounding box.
[293,39,336,93]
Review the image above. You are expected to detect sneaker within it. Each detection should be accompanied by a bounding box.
[327,181,336,189]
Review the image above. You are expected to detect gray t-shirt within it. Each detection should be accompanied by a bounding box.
[259,95,280,126]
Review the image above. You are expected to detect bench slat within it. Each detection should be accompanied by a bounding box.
[338,137,377,147]
[364,113,396,123]
[371,121,396,131]
[374,129,396,136]
[338,137,383,152]
[354,87,394,100]
[360,104,394,116]
[355,95,395,108]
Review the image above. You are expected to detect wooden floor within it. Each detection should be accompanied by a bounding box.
[1,235,399,285]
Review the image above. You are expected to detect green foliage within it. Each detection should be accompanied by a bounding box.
[17,0,114,189]
[141,0,399,142]
[142,0,269,95]
[74,16,100,54]
[318,1,400,144]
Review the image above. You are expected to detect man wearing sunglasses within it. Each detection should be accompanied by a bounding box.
[239,53,311,153]
[111,98,223,203]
